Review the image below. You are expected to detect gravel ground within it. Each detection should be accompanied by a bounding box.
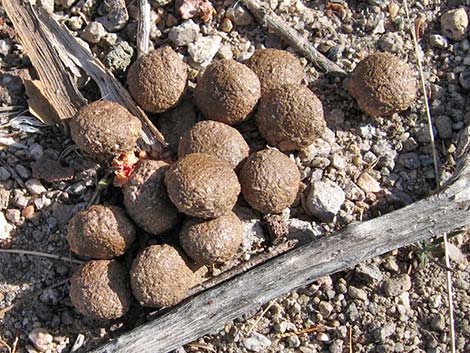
[0,0,469,352]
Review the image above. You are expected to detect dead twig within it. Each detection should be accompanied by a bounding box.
[0,337,12,353]
[0,249,84,264]
[137,0,151,58]
[443,233,457,353]
[243,0,346,75]
[186,343,216,352]
[246,299,276,335]
[276,324,325,338]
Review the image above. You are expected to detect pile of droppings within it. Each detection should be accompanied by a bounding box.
[0,0,468,352]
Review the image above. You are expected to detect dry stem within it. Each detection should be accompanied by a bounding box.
[0,249,84,264]
[243,0,346,75]
[136,0,151,58]
[403,1,456,352]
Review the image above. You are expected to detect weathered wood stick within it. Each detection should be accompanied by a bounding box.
[2,0,86,124]
[3,0,166,150]
[243,0,346,75]
[91,129,470,352]
[136,0,151,58]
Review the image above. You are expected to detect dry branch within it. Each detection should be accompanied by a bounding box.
[3,0,165,150]
[243,0,346,75]
[137,0,151,58]
[91,126,470,353]
[2,0,86,124]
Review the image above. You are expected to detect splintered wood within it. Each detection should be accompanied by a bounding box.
[3,0,165,150]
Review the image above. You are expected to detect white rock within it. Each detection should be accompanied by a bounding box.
[240,218,265,252]
[188,36,222,65]
[429,34,448,48]
[447,243,467,264]
[344,181,365,201]
[0,211,13,239]
[168,20,200,47]
[25,179,47,195]
[81,21,107,44]
[58,0,77,8]
[356,172,381,193]
[218,43,234,60]
[242,332,271,352]
[441,8,468,41]
[28,328,53,352]
[299,139,331,162]
[305,180,345,222]
[318,301,333,317]
[0,39,11,56]
[287,218,324,242]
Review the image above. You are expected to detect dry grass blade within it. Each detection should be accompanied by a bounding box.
[402,0,439,191]
[443,233,456,353]
[0,249,84,264]
[276,324,325,338]
[246,299,276,335]
[11,338,18,353]
[403,1,456,352]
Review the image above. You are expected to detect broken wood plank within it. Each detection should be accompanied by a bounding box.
[3,0,165,150]
[243,0,346,75]
[2,0,86,124]
[91,126,470,353]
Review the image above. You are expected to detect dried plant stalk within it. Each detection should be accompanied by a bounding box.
[137,0,151,58]
[243,0,346,75]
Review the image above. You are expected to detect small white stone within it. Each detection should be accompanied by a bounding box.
[38,0,54,13]
[242,332,271,352]
[441,8,468,41]
[168,20,200,47]
[318,301,333,317]
[25,179,47,195]
[356,172,381,193]
[28,328,53,352]
[429,34,448,48]
[316,332,330,342]
[81,21,107,44]
[0,211,13,240]
[305,180,345,222]
[188,35,222,65]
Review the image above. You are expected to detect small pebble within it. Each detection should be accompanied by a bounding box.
[383,274,411,297]
[441,8,468,41]
[28,328,53,352]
